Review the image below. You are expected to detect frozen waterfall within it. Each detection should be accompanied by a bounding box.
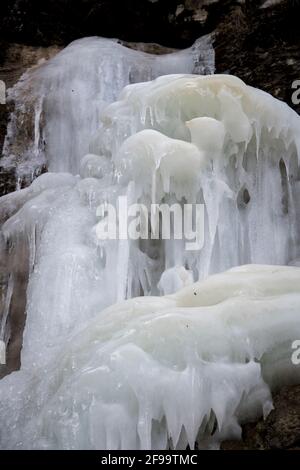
[0,37,300,450]
[2,35,215,183]
[0,35,215,374]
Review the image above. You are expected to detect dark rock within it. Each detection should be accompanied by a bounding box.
[0,43,60,196]
[222,385,300,450]
[0,0,213,49]
[214,0,300,115]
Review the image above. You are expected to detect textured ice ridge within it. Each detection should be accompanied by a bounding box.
[0,265,300,449]
[2,35,215,184]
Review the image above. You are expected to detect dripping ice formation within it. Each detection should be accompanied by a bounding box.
[94,73,300,282]
[0,38,300,449]
[1,265,300,449]
[2,35,215,184]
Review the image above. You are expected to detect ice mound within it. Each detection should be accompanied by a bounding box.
[0,265,300,449]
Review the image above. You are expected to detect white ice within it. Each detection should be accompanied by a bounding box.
[2,35,215,181]
[0,265,300,449]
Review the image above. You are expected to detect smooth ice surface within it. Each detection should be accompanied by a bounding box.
[0,265,300,449]
[1,58,300,448]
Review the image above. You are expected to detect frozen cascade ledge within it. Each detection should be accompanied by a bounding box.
[0,265,300,449]
[1,65,300,447]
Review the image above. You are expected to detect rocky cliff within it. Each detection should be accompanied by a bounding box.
[1,1,300,105]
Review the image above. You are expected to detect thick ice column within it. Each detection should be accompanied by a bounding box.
[94,74,300,283]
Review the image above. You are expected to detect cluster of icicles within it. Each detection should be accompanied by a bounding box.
[0,37,300,450]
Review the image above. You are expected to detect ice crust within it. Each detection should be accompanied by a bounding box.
[0,265,300,449]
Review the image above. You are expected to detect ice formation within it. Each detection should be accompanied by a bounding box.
[95,74,300,281]
[1,37,300,450]
[2,35,214,184]
[1,265,300,449]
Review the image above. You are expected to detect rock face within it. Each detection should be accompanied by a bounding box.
[0,43,60,196]
[222,385,300,450]
[214,0,300,115]
[0,0,220,48]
